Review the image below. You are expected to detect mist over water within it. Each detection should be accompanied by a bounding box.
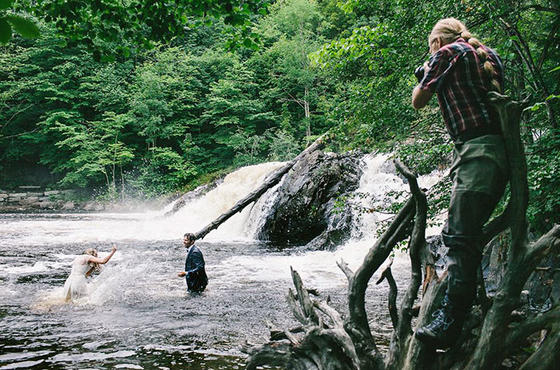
[0,154,443,368]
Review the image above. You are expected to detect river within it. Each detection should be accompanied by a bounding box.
[0,154,443,369]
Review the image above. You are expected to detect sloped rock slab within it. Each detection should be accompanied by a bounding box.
[257,150,362,250]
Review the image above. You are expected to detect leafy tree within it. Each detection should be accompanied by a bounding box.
[18,0,271,59]
[198,60,275,169]
[128,47,199,149]
[251,0,334,143]
[48,111,134,193]
[0,0,39,44]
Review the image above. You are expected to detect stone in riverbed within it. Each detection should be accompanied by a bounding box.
[257,150,362,250]
[38,201,56,209]
[61,201,75,210]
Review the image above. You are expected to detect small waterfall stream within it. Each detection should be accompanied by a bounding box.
[0,154,444,368]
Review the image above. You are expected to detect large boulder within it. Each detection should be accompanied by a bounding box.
[257,150,362,250]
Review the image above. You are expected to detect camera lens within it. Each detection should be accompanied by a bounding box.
[414,66,425,82]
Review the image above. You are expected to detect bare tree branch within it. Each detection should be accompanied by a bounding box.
[337,259,354,281]
[386,161,427,369]
[376,258,398,329]
[526,224,560,265]
[519,324,560,370]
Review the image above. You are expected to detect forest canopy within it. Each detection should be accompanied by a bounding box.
[0,0,558,232]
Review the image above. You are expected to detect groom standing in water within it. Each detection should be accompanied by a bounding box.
[178,233,208,293]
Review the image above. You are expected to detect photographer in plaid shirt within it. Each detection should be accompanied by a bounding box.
[412,18,508,348]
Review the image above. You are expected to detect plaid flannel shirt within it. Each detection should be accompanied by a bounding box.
[419,38,504,142]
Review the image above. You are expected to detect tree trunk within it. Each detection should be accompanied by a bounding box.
[304,87,311,144]
[193,135,327,240]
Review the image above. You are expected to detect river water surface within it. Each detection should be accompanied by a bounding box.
[0,155,443,369]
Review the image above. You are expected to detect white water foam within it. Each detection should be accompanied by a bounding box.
[0,162,286,248]
[166,161,286,241]
[211,153,445,289]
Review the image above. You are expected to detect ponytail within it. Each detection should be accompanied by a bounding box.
[430,18,502,92]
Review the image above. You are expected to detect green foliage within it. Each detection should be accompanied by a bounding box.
[48,111,134,189]
[0,1,39,44]
[526,129,560,233]
[18,0,271,59]
[396,133,453,175]
[132,147,196,196]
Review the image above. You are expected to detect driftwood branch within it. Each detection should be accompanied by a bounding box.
[385,160,427,369]
[245,341,294,370]
[526,224,560,264]
[194,135,326,240]
[394,162,426,335]
[291,267,319,326]
[376,258,398,329]
[346,197,415,350]
[519,324,560,370]
[337,259,354,281]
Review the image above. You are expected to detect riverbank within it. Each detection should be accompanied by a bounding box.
[0,187,175,213]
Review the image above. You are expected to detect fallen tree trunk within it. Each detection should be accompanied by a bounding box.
[246,94,560,369]
[194,135,327,240]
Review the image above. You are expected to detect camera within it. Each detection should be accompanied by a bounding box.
[414,65,425,82]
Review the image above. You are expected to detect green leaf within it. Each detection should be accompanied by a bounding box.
[549,66,560,73]
[0,0,12,11]
[5,15,40,39]
[0,18,11,44]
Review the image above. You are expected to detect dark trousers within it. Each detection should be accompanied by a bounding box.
[443,190,502,308]
[442,144,507,310]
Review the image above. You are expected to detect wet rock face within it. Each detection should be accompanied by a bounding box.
[428,232,559,313]
[257,151,362,250]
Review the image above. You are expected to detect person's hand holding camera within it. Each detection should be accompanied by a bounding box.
[414,61,430,83]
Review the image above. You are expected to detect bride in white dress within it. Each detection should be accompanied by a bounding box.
[63,245,117,302]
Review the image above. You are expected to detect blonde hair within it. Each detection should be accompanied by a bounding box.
[84,248,101,272]
[429,18,501,92]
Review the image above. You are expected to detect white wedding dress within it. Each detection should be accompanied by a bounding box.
[62,255,91,302]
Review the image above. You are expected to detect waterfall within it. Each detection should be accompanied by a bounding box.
[209,153,445,290]
[0,154,443,249]
[166,161,286,241]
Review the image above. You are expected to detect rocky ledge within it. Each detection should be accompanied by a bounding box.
[0,187,168,212]
[0,188,84,212]
[257,150,363,250]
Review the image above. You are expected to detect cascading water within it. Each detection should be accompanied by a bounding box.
[0,154,444,368]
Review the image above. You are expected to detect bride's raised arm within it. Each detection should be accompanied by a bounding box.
[87,245,117,265]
